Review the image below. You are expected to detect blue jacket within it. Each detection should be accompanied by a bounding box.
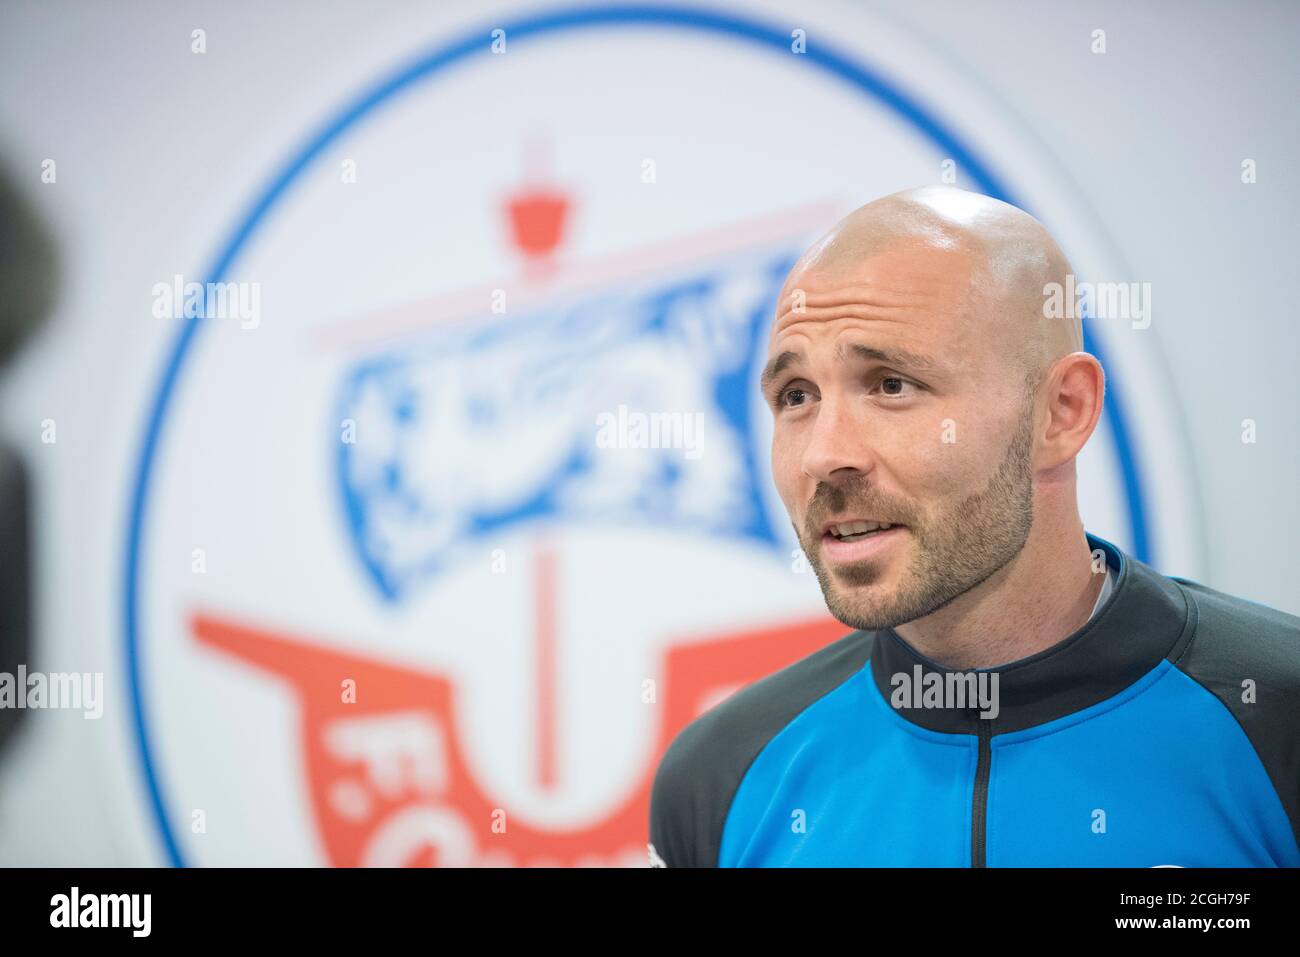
[649,534,1300,866]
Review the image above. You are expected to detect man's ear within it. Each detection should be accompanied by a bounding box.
[1038,352,1105,469]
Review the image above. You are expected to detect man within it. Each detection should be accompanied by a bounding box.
[647,185,1300,867]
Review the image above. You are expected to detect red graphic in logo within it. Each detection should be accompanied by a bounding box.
[505,137,572,279]
[191,549,843,866]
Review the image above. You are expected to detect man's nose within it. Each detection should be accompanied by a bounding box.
[800,394,876,484]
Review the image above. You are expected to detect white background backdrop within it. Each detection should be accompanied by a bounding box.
[0,0,1296,865]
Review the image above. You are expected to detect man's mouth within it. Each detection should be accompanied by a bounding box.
[815,518,910,566]
[823,519,899,542]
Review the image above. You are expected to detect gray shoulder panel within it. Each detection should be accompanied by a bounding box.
[648,628,874,867]
[1168,578,1300,852]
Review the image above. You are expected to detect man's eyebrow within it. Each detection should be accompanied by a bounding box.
[839,342,941,372]
[760,350,801,392]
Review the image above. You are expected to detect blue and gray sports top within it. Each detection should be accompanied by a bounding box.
[649,534,1300,867]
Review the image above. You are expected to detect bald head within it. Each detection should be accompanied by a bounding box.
[779,185,1080,384]
[765,186,1107,643]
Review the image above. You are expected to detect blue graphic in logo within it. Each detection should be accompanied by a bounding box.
[336,251,794,601]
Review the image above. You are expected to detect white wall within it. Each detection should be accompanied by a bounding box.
[0,0,1295,866]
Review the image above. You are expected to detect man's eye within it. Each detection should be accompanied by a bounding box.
[879,376,912,397]
[779,387,809,408]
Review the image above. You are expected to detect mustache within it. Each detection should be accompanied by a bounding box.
[804,479,919,538]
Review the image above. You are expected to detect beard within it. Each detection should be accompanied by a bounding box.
[799,397,1036,632]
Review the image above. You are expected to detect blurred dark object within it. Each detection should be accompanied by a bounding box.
[0,155,58,754]
[0,444,29,752]
[0,158,57,370]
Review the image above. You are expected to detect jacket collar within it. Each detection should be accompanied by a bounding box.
[867,533,1193,734]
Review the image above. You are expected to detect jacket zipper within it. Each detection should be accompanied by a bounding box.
[970,714,992,868]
